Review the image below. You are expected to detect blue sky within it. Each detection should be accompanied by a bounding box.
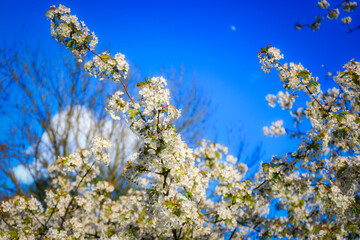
[1,0,359,169]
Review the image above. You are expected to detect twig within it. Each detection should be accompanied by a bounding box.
[229,227,237,240]
[60,161,96,230]
[253,180,268,191]
[0,214,12,229]
[38,197,61,236]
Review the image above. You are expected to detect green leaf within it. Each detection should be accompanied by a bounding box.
[340,72,348,78]
[9,230,18,238]
[339,111,348,115]
[335,114,344,123]
[129,228,135,236]
[199,170,208,176]
[299,70,310,79]
[100,54,111,63]
[147,189,157,199]
[272,172,279,181]
[45,10,53,18]
[66,40,75,49]
[110,70,115,77]
[47,207,58,215]
[165,202,174,208]
[85,35,91,43]
[22,226,31,232]
[224,194,232,199]
[309,80,319,87]
[136,81,147,87]
[337,164,348,177]
[354,206,359,215]
[23,217,32,225]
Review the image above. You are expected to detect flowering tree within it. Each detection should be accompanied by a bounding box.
[295,0,359,32]
[0,37,211,200]
[1,4,360,239]
[258,45,360,238]
[0,5,259,239]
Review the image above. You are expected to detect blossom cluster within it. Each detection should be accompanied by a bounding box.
[84,52,129,82]
[263,120,286,137]
[46,4,98,59]
[266,91,295,110]
[258,45,283,73]
[0,137,115,239]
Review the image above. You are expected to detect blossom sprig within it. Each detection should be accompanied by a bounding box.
[46,4,98,59]
[259,46,327,115]
[295,0,359,33]
[105,90,128,120]
[258,44,283,73]
[47,4,133,108]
